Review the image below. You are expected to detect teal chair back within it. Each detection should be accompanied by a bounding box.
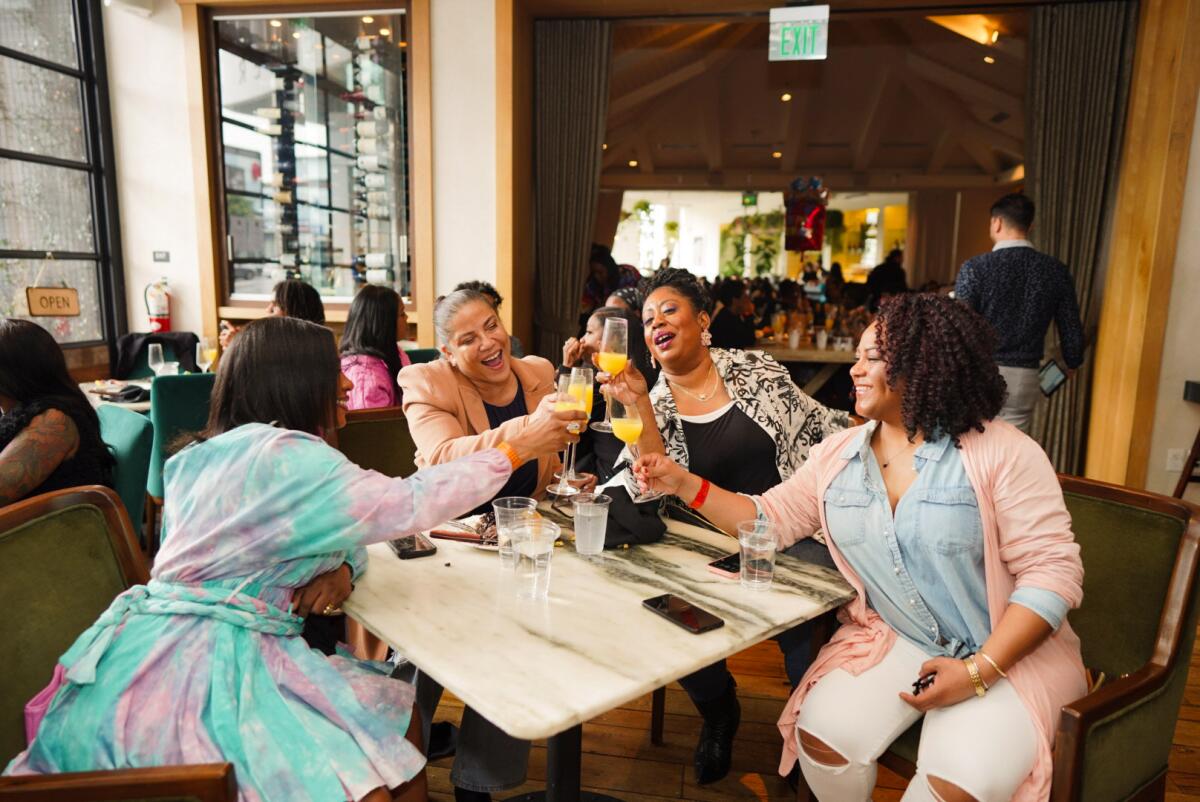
[403,348,440,365]
[0,487,147,764]
[147,374,215,499]
[333,407,417,478]
[97,405,154,531]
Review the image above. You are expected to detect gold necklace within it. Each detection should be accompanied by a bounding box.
[877,437,918,469]
[669,361,719,402]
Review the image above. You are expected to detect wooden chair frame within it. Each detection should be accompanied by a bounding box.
[0,762,235,801]
[0,486,150,587]
[864,476,1200,802]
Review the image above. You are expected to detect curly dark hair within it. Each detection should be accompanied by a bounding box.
[638,267,712,315]
[874,293,1006,445]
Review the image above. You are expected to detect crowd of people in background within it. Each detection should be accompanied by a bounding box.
[1,192,1091,802]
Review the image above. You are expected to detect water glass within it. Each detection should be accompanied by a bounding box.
[510,519,560,600]
[737,520,778,590]
[492,496,538,569]
[160,361,180,376]
[571,493,611,555]
[147,343,165,376]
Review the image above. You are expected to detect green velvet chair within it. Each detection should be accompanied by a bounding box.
[332,406,418,478]
[402,347,440,365]
[146,374,216,554]
[0,763,236,801]
[97,405,155,535]
[0,487,148,765]
[852,476,1200,802]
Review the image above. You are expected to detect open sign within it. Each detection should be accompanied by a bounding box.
[26,287,81,317]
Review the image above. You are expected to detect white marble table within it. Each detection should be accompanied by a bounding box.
[345,504,854,801]
[80,380,151,413]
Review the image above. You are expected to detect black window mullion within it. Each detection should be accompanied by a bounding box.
[0,147,91,172]
[0,44,85,79]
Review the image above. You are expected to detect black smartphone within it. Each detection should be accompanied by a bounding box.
[389,533,437,560]
[1038,359,1067,397]
[642,594,725,634]
[707,553,741,579]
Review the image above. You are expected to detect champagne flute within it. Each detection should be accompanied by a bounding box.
[591,317,628,433]
[561,367,593,484]
[609,396,662,503]
[196,337,218,372]
[147,343,165,377]
[547,374,585,498]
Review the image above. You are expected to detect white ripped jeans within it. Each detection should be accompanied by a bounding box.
[796,636,1038,802]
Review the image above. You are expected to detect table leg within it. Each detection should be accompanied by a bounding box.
[506,724,622,802]
[802,363,840,397]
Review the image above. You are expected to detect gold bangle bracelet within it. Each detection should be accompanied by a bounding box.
[977,650,1008,679]
[964,656,987,697]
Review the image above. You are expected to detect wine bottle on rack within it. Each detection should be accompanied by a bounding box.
[355,120,387,137]
[356,155,387,171]
[363,173,387,189]
[357,137,382,155]
[353,253,392,269]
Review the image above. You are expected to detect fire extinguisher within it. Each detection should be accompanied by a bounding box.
[145,278,171,333]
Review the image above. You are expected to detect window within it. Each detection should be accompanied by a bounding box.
[0,0,124,346]
[212,10,411,304]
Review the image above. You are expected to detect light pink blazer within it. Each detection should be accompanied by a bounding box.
[758,419,1086,802]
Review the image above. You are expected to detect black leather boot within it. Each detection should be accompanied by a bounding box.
[692,678,740,784]
[453,788,490,802]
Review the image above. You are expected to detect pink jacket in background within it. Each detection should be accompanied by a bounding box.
[757,419,1086,802]
[341,349,412,410]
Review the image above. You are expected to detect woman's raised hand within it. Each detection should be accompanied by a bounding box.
[562,337,584,368]
[633,452,690,497]
[507,394,585,464]
[597,358,649,405]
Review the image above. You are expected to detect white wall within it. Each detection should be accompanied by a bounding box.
[430,0,496,295]
[1145,83,1200,503]
[103,1,204,336]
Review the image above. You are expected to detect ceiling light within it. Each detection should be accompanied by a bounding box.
[990,29,1000,44]
[362,15,374,23]
[772,151,783,159]
[269,19,282,28]
[292,31,301,39]
[628,159,638,168]
[781,92,792,102]
[602,143,608,150]
[983,55,996,64]
[379,28,391,36]
[398,41,408,48]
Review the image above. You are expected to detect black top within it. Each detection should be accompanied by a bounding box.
[681,403,781,495]
[954,245,1085,369]
[866,261,908,302]
[473,380,538,513]
[708,307,757,349]
[0,400,114,503]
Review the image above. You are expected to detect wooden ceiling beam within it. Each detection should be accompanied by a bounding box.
[927,129,957,173]
[900,71,1021,157]
[699,73,723,171]
[852,75,892,171]
[600,168,1022,192]
[961,138,1001,174]
[905,51,1022,118]
[635,131,656,173]
[607,23,755,119]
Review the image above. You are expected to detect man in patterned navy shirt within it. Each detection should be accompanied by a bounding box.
[954,194,1085,434]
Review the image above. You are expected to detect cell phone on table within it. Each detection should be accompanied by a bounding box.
[642,594,725,634]
[389,533,437,560]
[1038,359,1067,397]
[707,553,741,579]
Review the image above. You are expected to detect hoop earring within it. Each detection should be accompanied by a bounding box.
[650,354,657,370]
[701,328,713,348]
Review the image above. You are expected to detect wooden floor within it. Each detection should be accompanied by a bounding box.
[425,631,1200,801]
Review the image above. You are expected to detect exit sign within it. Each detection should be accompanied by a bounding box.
[769,5,830,61]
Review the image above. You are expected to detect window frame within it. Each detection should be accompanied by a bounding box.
[0,0,127,352]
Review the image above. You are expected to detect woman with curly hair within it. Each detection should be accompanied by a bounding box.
[634,293,1085,802]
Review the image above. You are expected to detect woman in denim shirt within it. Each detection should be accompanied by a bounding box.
[634,294,1085,802]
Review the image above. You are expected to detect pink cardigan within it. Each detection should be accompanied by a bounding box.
[758,420,1086,802]
[340,349,412,410]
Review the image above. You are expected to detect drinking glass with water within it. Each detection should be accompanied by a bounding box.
[571,492,611,556]
[737,520,778,590]
[510,519,560,600]
[492,497,538,570]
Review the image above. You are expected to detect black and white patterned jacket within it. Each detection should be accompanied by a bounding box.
[627,347,850,484]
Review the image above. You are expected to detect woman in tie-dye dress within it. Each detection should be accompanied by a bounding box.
[5,317,584,802]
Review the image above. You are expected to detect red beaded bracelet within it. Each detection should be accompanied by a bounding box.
[689,478,712,509]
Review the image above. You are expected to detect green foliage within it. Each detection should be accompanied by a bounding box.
[720,209,785,276]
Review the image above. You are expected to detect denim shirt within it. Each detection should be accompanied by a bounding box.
[823,422,1069,657]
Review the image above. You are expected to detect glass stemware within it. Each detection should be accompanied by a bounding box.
[591,317,628,433]
[609,396,662,503]
[196,337,218,372]
[547,373,586,498]
[559,366,593,484]
[147,343,165,376]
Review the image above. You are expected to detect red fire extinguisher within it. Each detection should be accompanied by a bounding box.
[145,278,171,333]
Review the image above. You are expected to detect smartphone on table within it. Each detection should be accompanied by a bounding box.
[389,533,437,560]
[707,553,741,579]
[642,593,725,633]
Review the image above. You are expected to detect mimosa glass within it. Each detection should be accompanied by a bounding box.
[592,317,628,433]
[548,374,585,498]
[609,396,662,503]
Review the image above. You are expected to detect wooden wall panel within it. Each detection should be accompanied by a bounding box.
[1086,0,1200,486]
